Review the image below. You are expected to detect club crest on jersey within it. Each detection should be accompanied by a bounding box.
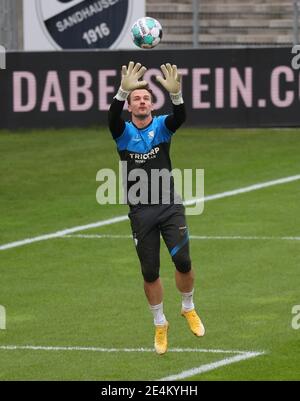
[148,131,155,140]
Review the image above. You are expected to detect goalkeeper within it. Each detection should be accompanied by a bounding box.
[108,61,205,355]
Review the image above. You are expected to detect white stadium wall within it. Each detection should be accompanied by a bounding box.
[23,0,145,50]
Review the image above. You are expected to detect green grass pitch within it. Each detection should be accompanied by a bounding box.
[0,127,299,380]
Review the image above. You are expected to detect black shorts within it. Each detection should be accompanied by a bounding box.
[128,203,192,283]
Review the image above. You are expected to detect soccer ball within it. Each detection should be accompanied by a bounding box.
[131,17,163,49]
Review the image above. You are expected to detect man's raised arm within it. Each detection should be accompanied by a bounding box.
[108,61,148,139]
[156,63,186,132]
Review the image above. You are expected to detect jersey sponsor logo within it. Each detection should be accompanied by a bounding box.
[36,0,130,49]
[132,135,141,142]
[129,146,160,163]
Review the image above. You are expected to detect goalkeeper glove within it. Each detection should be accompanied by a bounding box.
[156,63,183,105]
[115,61,148,101]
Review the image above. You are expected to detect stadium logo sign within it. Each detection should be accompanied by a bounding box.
[292,305,300,330]
[0,305,6,330]
[0,45,6,70]
[36,0,131,49]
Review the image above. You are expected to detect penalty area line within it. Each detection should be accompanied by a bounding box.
[0,345,265,380]
[63,234,300,241]
[0,345,259,355]
[158,351,265,381]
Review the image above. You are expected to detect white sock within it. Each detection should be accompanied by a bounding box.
[149,303,167,326]
[181,289,195,312]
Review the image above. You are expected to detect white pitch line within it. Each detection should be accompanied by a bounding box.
[190,235,300,241]
[0,345,258,355]
[65,234,133,239]
[1,174,300,251]
[0,345,265,380]
[64,234,300,241]
[158,351,265,381]
[0,216,128,251]
[184,174,300,205]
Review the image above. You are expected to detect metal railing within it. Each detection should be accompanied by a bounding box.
[294,0,300,44]
[147,0,300,48]
[194,0,300,47]
[0,0,23,50]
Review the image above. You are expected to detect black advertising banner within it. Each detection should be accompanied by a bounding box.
[0,48,299,130]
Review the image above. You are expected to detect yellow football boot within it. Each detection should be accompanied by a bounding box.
[181,309,205,337]
[154,322,169,355]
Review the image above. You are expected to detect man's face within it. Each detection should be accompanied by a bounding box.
[128,89,154,119]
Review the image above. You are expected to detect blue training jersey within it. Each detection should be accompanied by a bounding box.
[115,115,173,155]
[115,116,178,206]
[108,98,186,206]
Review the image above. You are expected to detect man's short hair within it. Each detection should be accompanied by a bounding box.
[128,86,153,105]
